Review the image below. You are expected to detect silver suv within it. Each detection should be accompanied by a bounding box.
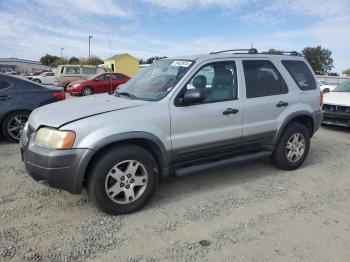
[20,49,323,215]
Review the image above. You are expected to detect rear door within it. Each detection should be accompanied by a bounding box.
[241,59,291,147]
[111,73,127,91]
[0,78,17,119]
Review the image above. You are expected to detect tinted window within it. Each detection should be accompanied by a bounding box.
[82,67,97,75]
[282,60,316,90]
[0,80,12,91]
[183,61,237,103]
[112,74,125,80]
[97,74,110,81]
[65,67,80,74]
[243,60,286,98]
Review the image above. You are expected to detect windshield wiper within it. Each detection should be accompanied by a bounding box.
[115,91,137,100]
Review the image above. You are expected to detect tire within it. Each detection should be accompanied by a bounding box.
[82,86,93,96]
[1,111,30,142]
[33,79,41,83]
[87,144,159,215]
[272,122,310,170]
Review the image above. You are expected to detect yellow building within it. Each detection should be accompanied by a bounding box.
[104,53,139,77]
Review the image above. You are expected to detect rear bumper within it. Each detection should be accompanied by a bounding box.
[313,110,323,132]
[323,111,350,127]
[20,129,94,194]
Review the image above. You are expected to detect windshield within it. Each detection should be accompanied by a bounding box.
[116,59,194,101]
[333,80,350,92]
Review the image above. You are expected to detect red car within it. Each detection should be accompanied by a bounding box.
[67,73,130,96]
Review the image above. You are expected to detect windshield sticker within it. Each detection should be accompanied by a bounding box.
[171,60,192,67]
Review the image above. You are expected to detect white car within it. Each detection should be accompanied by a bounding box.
[318,80,337,93]
[30,71,55,85]
[322,80,350,127]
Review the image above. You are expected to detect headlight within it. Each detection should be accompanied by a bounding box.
[35,128,76,149]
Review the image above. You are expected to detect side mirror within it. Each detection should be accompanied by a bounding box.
[322,88,330,94]
[180,90,204,106]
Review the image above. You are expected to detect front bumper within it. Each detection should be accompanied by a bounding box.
[323,111,350,127]
[20,127,94,194]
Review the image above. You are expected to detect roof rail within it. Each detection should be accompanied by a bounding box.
[260,50,303,56]
[210,48,258,55]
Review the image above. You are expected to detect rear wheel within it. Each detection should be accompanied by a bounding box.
[1,111,29,142]
[87,144,159,215]
[272,122,310,170]
[82,86,93,96]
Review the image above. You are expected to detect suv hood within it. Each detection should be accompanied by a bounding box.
[29,94,147,130]
[324,92,350,107]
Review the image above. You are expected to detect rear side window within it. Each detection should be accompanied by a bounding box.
[0,80,12,91]
[82,67,97,75]
[282,60,317,90]
[65,67,80,74]
[243,60,287,98]
[113,74,125,80]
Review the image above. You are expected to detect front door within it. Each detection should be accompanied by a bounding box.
[169,60,243,164]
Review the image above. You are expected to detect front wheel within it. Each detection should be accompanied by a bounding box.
[82,86,93,96]
[87,144,159,215]
[33,79,41,83]
[272,122,310,170]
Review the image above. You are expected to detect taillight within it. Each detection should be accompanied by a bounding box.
[52,92,65,101]
[320,91,324,109]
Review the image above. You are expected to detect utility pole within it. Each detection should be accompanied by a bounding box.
[89,35,93,61]
[60,47,64,61]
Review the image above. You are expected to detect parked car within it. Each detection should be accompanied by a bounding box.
[28,71,55,85]
[0,73,65,142]
[318,80,337,93]
[20,49,323,215]
[322,80,350,127]
[67,72,130,96]
[54,65,111,90]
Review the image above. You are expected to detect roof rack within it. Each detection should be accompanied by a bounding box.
[210,48,258,55]
[210,49,302,56]
[260,50,303,56]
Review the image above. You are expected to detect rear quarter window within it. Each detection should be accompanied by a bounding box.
[282,60,317,90]
[0,80,12,91]
[65,67,81,74]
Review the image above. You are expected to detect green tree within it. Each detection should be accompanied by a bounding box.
[79,56,104,66]
[68,56,80,64]
[40,54,60,66]
[342,68,350,76]
[302,46,334,75]
[266,48,283,54]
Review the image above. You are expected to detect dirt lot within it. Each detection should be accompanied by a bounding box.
[1,126,350,262]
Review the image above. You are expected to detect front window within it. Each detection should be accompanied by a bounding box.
[116,59,194,101]
[333,80,350,92]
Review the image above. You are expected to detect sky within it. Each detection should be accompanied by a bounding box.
[0,0,349,73]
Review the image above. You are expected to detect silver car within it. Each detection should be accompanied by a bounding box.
[20,49,323,215]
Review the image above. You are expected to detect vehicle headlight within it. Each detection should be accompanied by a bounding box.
[35,128,76,149]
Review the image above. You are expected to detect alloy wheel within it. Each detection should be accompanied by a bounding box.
[105,160,148,204]
[7,115,28,141]
[286,132,306,162]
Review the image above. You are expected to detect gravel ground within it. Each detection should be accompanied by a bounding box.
[1,126,350,261]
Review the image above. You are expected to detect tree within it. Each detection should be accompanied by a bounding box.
[342,68,350,76]
[79,56,104,66]
[266,48,283,54]
[68,56,80,64]
[302,46,334,75]
[40,54,60,66]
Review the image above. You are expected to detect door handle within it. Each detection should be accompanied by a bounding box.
[0,95,10,101]
[276,101,288,107]
[223,108,239,115]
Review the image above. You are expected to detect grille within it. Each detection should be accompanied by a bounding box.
[323,104,350,113]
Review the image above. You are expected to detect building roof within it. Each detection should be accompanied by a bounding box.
[0,58,43,65]
[105,53,138,61]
